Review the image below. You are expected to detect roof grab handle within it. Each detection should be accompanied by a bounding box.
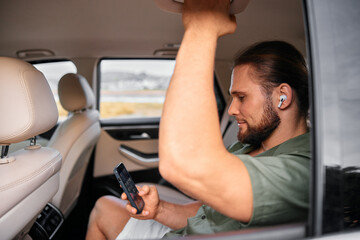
[154,0,250,15]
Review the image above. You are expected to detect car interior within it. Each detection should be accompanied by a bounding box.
[1,0,359,239]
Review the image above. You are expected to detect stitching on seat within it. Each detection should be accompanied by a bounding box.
[0,154,60,192]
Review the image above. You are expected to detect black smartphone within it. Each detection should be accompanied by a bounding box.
[114,163,145,214]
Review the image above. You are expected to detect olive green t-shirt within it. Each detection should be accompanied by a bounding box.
[164,133,310,238]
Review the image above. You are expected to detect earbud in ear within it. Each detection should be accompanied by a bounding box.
[278,95,287,108]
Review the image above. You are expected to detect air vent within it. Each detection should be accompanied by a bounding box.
[16,49,55,59]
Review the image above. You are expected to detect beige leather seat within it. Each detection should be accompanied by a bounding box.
[0,57,62,239]
[49,73,101,217]
[222,120,238,148]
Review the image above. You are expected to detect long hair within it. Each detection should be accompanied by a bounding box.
[233,41,309,117]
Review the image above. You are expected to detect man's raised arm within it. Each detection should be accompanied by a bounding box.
[159,0,253,223]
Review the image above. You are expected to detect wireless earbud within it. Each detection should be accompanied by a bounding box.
[278,95,287,108]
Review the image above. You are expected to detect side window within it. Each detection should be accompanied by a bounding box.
[33,61,77,121]
[99,59,226,121]
[99,59,175,120]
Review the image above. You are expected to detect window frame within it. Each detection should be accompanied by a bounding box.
[96,58,226,124]
[304,0,360,237]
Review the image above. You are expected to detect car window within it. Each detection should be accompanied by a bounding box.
[99,59,225,121]
[33,61,77,121]
[99,59,175,120]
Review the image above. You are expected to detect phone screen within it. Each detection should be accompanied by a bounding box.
[114,163,144,214]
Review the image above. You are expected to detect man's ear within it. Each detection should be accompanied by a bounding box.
[276,83,293,110]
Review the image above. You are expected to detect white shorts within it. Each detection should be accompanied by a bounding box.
[115,218,172,240]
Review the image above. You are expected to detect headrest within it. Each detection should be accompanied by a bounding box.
[58,73,95,112]
[0,57,58,145]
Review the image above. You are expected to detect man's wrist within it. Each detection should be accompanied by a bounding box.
[153,199,165,222]
[184,27,219,41]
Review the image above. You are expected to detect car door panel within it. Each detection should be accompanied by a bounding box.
[94,125,160,178]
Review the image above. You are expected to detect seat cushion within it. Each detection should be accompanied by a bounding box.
[139,183,194,204]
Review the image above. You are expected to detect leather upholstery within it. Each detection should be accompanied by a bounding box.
[0,57,61,239]
[0,57,58,144]
[140,183,194,204]
[0,148,62,239]
[49,73,100,217]
[222,120,238,148]
[58,73,95,112]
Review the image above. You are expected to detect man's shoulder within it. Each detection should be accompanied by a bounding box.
[272,132,310,157]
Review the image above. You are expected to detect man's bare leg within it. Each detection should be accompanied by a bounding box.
[86,195,131,240]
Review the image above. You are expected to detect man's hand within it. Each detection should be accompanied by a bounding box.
[182,0,236,38]
[121,185,161,220]
[122,185,202,229]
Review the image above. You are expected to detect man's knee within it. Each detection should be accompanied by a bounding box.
[95,195,129,222]
[93,195,123,217]
[94,196,113,211]
[87,196,129,239]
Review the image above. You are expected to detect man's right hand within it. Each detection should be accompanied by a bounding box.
[182,0,237,38]
[121,184,162,220]
[122,184,203,230]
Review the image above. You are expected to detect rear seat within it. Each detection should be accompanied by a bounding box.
[138,183,194,204]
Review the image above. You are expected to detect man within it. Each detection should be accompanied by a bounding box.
[86,0,309,239]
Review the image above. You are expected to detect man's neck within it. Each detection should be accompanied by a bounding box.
[266,115,308,147]
[251,116,308,156]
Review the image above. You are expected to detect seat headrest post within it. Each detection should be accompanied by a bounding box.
[30,136,37,146]
[25,136,42,150]
[0,145,9,159]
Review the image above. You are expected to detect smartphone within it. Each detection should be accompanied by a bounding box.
[114,163,144,214]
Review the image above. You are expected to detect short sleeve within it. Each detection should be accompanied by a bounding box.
[237,153,310,225]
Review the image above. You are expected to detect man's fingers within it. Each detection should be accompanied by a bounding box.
[125,203,149,216]
[141,210,149,216]
[121,192,127,200]
[138,185,150,195]
[126,203,138,215]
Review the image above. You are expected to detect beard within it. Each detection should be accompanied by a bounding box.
[237,98,281,148]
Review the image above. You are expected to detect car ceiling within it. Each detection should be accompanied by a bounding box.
[0,0,305,61]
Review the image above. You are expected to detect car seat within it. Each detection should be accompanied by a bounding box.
[0,57,62,239]
[49,73,101,217]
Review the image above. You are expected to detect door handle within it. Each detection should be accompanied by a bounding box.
[129,132,151,140]
[119,144,158,163]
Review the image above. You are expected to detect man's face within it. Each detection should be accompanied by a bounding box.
[228,65,280,147]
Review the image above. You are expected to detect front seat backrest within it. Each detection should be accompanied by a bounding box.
[49,73,101,217]
[0,57,62,239]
